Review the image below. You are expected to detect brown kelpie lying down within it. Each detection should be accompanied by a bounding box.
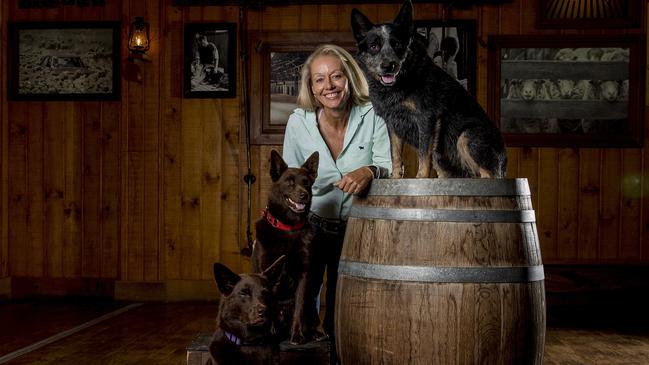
[251,150,325,345]
[208,256,286,365]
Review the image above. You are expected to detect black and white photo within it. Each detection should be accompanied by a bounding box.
[415,20,477,95]
[269,51,309,127]
[184,23,236,98]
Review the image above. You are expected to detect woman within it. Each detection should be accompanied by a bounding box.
[282,44,392,358]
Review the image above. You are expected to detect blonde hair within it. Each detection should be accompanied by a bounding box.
[296,44,370,111]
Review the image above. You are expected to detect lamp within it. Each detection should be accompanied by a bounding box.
[128,17,150,54]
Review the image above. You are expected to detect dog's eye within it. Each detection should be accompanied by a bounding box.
[369,44,380,53]
[239,288,251,297]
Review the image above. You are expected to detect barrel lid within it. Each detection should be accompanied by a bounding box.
[366,178,530,196]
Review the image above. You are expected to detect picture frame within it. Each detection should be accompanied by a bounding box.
[7,21,120,101]
[247,31,355,145]
[487,34,645,148]
[537,0,641,29]
[414,19,477,95]
[183,23,237,99]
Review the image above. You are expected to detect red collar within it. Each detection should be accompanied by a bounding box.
[262,208,306,232]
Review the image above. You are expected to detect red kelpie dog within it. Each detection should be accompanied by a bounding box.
[251,150,324,345]
[208,256,285,365]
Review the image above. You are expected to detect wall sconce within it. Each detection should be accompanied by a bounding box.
[128,17,150,55]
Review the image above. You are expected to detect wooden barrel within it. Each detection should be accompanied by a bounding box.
[335,178,545,365]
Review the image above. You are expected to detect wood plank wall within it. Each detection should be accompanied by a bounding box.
[0,0,647,291]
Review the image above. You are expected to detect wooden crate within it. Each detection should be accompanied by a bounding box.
[186,334,212,365]
[186,333,330,365]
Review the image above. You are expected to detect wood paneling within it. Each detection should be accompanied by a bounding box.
[0,1,647,296]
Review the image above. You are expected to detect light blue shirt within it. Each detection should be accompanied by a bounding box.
[282,102,392,220]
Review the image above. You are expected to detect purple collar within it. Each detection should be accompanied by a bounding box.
[223,330,242,346]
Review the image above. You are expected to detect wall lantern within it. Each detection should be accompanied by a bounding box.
[128,17,150,54]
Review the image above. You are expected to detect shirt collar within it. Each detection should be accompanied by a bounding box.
[295,103,373,159]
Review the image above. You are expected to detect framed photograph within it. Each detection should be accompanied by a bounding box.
[487,34,645,147]
[414,19,477,95]
[537,0,641,29]
[8,21,120,101]
[184,23,236,98]
[247,32,355,145]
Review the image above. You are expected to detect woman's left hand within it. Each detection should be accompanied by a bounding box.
[333,167,373,195]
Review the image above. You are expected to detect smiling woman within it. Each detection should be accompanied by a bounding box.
[247,31,355,144]
[282,44,392,363]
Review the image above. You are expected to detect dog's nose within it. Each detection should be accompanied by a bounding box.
[299,191,308,200]
[256,305,267,317]
[381,62,397,73]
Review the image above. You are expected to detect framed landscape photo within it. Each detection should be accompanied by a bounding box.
[487,34,645,147]
[184,23,237,98]
[537,0,641,29]
[8,21,120,101]
[247,31,355,144]
[414,19,477,95]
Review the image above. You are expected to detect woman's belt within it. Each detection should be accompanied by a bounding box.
[308,213,347,234]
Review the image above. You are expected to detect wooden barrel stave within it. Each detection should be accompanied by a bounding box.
[337,278,545,364]
[343,219,540,268]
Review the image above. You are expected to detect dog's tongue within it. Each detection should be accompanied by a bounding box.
[287,197,306,212]
[381,74,396,85]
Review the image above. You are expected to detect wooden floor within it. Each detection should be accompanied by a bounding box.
[0,299,648,364]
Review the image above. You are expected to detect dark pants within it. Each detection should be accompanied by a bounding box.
[309,214,346,364]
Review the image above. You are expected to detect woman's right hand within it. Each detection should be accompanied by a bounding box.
[333,166,374,195]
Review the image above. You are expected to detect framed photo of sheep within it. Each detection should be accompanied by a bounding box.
[183,23,237,98]
[414,19,477,96]
[487,34,645,147]
[7,21,120,101]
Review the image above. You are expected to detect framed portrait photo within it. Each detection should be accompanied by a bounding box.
[487,34,645,147]
[184,23,237,98]
[8,21,120,101]
[414,19,477,96]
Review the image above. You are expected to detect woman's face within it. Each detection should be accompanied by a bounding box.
[310,54,350,111]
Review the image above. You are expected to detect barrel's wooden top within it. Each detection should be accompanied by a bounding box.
[366,178,530,196]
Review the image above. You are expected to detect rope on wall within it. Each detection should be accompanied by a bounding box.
[239,5,255,257]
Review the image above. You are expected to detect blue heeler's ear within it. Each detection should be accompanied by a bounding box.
[351,8,373,43]
[270,149,288,182]
[394,0,414,35]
